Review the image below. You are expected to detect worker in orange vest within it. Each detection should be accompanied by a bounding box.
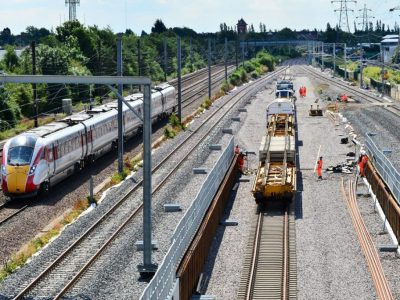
[340,94,348,102]
[234,145,240,155]
[317,156,323,180]
[238,151,246,173]
[358,150,369,177]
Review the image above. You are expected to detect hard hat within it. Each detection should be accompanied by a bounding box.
[360,150,366,155]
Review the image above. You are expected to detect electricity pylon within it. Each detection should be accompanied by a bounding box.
[331,0,357,32]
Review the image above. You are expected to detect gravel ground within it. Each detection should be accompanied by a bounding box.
[200,63,395,300]
[0,71,277,299]
[0,66,228,267]
[294,68,375,300]
[304,63,400,299]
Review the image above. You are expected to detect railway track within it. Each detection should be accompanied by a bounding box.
[301,65,400,118]
[0,201,29,226]
[12,67,288,299]
[341,179,394,300]
[238,205,296,300]
[181,65,236,109]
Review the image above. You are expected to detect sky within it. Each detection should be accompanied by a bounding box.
[1,0,400,35]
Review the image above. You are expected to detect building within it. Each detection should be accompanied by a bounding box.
[381,34,399,63]
[237,18,247,34]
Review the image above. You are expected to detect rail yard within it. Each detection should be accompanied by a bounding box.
[0,58,400,300]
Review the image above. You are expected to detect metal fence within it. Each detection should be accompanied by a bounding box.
[365,134,400,205]
[140,137,234,300]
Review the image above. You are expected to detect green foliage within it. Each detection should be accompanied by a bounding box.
[256,51,276,71]
[228,50,277,87]
[111,169,129,184]
[251,71,260,79]
[220,81,232,94]
[201,97,213,109]
[3,45,19,72]
[6,84,34,117]
[164,126,176,139]
[152,19,167,34]
[169,113,180,127]
[0,87,21,128]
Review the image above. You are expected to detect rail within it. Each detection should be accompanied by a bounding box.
[140,138,234,300]
[365,134,400,206]
[341,179,394,300]
[238,208,293,300]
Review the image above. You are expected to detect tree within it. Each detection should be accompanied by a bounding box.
[56,20,82,42]
[151,19,167,34]
[3,45,20,72]
[276,28,296,40]
[0,86,21,127]
[0,28,13,45]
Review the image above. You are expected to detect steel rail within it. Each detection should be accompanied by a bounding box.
[246,212,263,300]
[13,67,288,300]
[341,179,393,300]
[282,211,289,300]
[0,204,29,226]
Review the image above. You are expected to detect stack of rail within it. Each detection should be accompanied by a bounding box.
[252,91,296,203]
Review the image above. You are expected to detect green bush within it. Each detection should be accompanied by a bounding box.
[243,61,256,73]
[201,97,212,109]
[229,71,242,86]
[111,169,129,184]
[240,68,248,83]
[164,126,176,139]
[250,71,259,79]
[169,113,180,127]
[220,81,232,94]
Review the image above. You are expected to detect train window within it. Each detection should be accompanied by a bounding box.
[8,146,34,166]
[40,149,45,159]
[48,148,53,161]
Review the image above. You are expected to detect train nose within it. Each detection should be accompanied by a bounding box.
[6,166,29,194]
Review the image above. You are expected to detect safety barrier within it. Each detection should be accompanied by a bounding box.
[140,137,234,300]
[365,134,400,205]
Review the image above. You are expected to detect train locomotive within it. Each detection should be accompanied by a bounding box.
[1,83,176,199]
[252,93,296,204]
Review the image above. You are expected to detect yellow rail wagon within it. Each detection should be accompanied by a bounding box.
[252,98,296,203]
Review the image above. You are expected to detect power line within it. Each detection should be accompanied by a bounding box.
[356,4,375,31]
[331,0,357,32]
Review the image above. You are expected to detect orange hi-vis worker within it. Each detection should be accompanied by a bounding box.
[340,94,348,102]
[234,145,240,155]
[299,86,304,97]
[358,151,369,177]
[317,156,323,180]
[238,152,246,173]
[303,86,307,96]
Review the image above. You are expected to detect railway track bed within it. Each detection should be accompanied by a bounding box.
[237,205,296,300]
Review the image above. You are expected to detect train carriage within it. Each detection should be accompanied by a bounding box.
[1,84,176,199]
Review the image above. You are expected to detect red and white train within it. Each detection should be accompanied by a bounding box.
[1,83,176,199]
